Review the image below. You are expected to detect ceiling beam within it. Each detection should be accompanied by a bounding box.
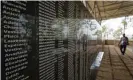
[96,1,124,19]
[99,12,133,20]
[122,8,132,12]
[87,1,133,20]
[95,8,132,16]
[110,2,124,18]
[97,3,133,12]
[98,1,123,7]
[128,8,133,16]
[103,2,107,20]
[86,2,95,18]
[96,1,102,21]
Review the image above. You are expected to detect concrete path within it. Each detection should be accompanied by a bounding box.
[127,46,133,53]
[96,45,133,80]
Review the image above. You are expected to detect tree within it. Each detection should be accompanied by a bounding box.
[101,25,108,39]
[113,27,123,39]
[93,30,102,40]
[121,18,127,33]
[106,28,114,40]
[93,25,108,40]
[93,30,102,36]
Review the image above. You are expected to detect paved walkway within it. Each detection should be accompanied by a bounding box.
[96,45,133,80]
[127,45,133,53]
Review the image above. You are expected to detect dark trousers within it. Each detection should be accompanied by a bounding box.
[120,45,127,55]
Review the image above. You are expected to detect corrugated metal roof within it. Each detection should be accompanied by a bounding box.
[86,1,133,20]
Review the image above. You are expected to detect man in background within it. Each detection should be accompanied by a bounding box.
[119,34,129,55]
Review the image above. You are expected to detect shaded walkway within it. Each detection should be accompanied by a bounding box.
[127,46,133,53]
[96,45,133,80]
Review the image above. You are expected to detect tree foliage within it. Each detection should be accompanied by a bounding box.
[121,19,127,33]
[93,30,102,36]
[93,25,109,39]
[102,25,107,34]
[113,27,123,39]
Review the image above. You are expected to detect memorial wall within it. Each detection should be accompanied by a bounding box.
[1,1,101,80]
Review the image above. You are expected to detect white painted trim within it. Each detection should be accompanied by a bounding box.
[90,52,104,69]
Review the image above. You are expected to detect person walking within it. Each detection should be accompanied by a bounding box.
[118,34,129,55]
